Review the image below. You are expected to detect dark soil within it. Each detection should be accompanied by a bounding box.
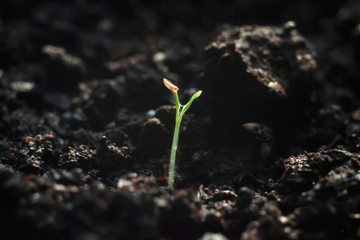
[1,1,360,239]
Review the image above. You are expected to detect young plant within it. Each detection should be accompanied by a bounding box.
[163,78,202,188]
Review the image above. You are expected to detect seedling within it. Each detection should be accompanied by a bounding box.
[163,78,202,188]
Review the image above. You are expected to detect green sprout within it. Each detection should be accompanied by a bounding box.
[163,78,202,188]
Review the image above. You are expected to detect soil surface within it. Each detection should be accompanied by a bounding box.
[1,1,360,239]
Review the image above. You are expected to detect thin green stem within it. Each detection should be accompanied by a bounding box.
[168,92,181,188]
[168,117,181,188]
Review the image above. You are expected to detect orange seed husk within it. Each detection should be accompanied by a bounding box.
[163,78,179,93]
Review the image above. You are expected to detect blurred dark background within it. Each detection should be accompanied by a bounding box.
[1,0,358,80]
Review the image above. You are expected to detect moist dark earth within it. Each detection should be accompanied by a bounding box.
[1,0,360,239]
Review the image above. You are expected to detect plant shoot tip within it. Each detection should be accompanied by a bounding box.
[163,78,179,93]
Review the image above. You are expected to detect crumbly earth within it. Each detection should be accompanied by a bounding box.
[1,1,360,239]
